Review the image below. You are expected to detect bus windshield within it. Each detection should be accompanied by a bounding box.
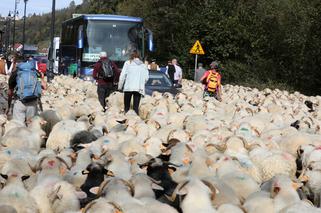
[83,20,143,62]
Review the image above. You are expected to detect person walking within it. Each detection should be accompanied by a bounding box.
[0,55,8,75]
[27,55,38,71]
[6,55,16,75]
[194,63,206,82]
[166,60,175,84]
[118,50,149,115]
[200,61,222,101]
[148,59,160,71]
[172,58,182,85]
[7,54,42,125]
[93,51,120,112]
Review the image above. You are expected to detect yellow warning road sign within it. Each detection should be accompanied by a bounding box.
[189,40,205,55]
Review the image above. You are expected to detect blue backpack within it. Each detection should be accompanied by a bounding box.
[16,62,42,102]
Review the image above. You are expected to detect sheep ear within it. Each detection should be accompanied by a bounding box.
[106,170,115,177]
[151,183,164,191]
[140,165,148,172]
[57,194,63,200]
[40,120,47,126]
[176,187,188,195]
[21,175,30,181]
[78,143,91,149]
[59,167,67,176]
[292,182,303,190]
[75,191,87,199]
[82,169,90,175]
[0,174,8,180]
[167,166,176,176]
[89,187,100,195]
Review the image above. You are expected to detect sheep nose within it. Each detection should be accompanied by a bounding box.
[48,160,55,167]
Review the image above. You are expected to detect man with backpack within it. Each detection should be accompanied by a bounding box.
[93,51,120,111]
[200,61,222,101]
[7,54,42,125]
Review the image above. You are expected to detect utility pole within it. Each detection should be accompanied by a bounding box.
[12,0,20,51]
[22,0,28,54]
[6,12,12,53]
[48,0,56,82]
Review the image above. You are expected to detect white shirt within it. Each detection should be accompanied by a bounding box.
[118,59,149,96]
[174,64,182,81]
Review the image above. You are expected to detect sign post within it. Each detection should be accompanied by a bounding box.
[189,40,205,81]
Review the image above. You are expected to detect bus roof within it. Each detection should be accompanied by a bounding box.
[63,14,143,24]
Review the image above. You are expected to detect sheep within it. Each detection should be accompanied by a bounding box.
[49,181,86,213]
[29,154,70,185]
[143,137,166,158]
[299,161,321,207]
[65,148,92,188]
[102,150,132,180]
[140,158,181,210]
[202,177,242,207]
[70,130,98,151]
[0,205,18,213]
[92,177,147,213]
[39,109,62,136]
[79,162,112,207]
[130,173,164,199]
[3,74,321,212]
[139,197,179,213]
[1,118,46,153]
[46,120,87,150]
[82,198,122,213]
[217,204,244,213]
[3,119,25,134]
[0,172,39,213]
[169,178,217,213]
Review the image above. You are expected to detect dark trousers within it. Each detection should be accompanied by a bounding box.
[124,91,141,115]
[97,84,113,109]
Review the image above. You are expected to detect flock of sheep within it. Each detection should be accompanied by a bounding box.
[0,74,321,213]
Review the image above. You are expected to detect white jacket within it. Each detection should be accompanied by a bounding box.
[118,58,149,96]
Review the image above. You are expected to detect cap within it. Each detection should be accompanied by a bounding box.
[99,51,107,58]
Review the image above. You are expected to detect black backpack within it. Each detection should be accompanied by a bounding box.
[99,60,114,79]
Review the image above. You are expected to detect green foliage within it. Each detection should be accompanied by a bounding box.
[7,0,321,95]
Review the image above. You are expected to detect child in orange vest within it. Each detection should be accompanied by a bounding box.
[200,61,222,101]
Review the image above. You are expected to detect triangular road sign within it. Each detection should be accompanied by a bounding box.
[190,40,205,55]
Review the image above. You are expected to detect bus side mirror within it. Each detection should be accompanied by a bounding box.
[146,28,154,52]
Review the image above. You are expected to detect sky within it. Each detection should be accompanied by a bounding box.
[0,0,83,17]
